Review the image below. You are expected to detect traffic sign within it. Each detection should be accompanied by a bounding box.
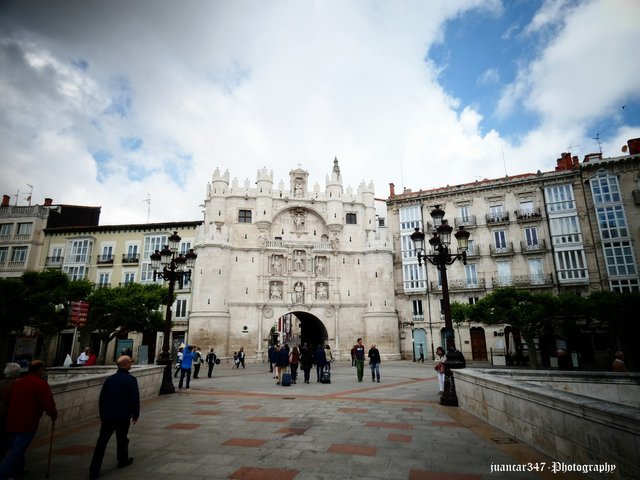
[70,300,89,326]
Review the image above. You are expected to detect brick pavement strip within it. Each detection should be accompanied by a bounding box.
[17,361,576,480]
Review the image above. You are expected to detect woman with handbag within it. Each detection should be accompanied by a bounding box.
[434,346,446,394]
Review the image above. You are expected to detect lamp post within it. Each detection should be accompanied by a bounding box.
[410,205,470,406]
[150,231,197,395]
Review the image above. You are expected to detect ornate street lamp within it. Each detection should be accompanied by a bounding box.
[150,231,197,395]
[410,205,470,406]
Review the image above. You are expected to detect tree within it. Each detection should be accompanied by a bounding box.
[450,302,471,348]
[86,283,168,364]
[469,287,558,369]
[12,270,93,363]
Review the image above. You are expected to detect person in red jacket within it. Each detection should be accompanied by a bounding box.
[85,348,97,366]
[0,360,57,479]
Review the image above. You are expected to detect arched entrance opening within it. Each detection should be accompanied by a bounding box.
[277,311,328,349]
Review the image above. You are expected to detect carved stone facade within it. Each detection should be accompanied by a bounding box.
[189,160,398,362]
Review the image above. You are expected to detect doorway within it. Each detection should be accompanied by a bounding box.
[286,311,328,349]
[470,327,488,361]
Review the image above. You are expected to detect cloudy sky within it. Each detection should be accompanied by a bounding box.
[1,0,639,225]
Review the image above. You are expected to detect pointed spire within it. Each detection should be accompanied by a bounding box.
[333,156,340,177]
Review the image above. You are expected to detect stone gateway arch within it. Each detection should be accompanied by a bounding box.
[187,161,400,361]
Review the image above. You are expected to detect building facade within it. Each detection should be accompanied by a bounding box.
[387,138,640,368]
[41,221,201,365]
[188,159,399,361]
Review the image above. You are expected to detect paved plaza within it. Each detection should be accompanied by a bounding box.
[21,361,586,480]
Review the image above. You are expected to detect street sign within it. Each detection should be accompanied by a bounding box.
[70,300,89,327]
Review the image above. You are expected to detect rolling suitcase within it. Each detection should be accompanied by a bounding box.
[281,372,292,386]
[321,366,331,384]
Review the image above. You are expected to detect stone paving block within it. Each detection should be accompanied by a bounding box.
[229,466,299,480]
[327,443,377,456]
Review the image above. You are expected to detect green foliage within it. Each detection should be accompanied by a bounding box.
[450,302,471,326]
[0,277,27,336]
[86,283,168,345]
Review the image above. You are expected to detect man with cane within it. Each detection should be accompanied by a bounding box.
[0,360,57,479]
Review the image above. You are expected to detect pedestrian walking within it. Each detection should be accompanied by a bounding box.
[193,346,204,378]
[0,360,57,480]
[434,346,446,394]
[368,344,381,382]
[0,363,21,460]
[418,343,425,362]
[276,345,289,385]
[324,345,334,371]
[353,338,366,382]
[178,345,196,389]
[300,343,313,384]
[173,346,184,378]
[289,346,300,384]
[205,348,217,378]
[269,344,277,377]
[89,355,139,479]
[238,347,246,368]
[314,344,327,382]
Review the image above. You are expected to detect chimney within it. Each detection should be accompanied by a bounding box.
[627,138,640,155]
[2,195,10,207]
[555,152,575,171]
[44,198,53,206]
[584,153,602,163]
[389,183,395,198]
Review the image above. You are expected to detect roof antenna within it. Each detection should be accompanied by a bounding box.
[593,131,603,155]
[25,184,33,205]
[144,194,151,223]
[500,139,508,177]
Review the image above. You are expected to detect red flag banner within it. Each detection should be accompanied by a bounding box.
[70,300,89,327]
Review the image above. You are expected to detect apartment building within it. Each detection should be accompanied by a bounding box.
[387,137,640,367]
[41,220,201,365]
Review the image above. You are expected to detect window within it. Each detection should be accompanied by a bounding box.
[550,216,581,244]
[399,206,421,231]
[63,265,87,281]
[468,297,479,305]
[597,206,628,239]
[123,272,136,284]
[179,241,192,255]
[143,235,167,260]
[98,273,110,287]
[496,261,511,286]
[528,259,544,284]
[493,230,507,249]
[11,246,28,262]
[610,279,640,293]
[140,263,157,284]
[100,245,114,262]
[603,241,637,277]
[489,204,504,220]
[51,247,63,262]
[175,299,188,318]
[524,227,539,246]
[346,213,357,224]
[556,250,588,281]
[459,205,471,223]
[238,209,252,223]
[545,184,575,212]
[0,247,8,264]
[403,264,425,291]
[68,239,91,263]
[17,222,33,235]
[127,244,139,256]
[591,172,621,205]
[519,200,534,215]
[0,223,12,236]
[465,264,478,286]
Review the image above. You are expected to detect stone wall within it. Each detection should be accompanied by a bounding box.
[46,365,164,430]
[454,369,640,479]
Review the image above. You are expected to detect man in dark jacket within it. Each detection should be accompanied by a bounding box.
[275,345,289,385]
[89,355,140,479]
[0,361,57,479]
[314,344,327,382]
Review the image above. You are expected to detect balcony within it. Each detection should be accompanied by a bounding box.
[515,208,542,223]
[486,212,510,225]
[97,254,114,265]
[454,215,477,229]
[122,254,140,264]
[520,239,547,254]
[95,283,112,289]
[45,256,64,267]
[430,278,486,292]
[489,242,514,256]
[465,246,480,258]
[492,273,554,288]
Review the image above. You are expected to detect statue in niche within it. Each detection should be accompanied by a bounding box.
[316,282,328,300]
[330,232,340,250]
[316,257,326,276]
[294,282,304,303]
[270,282,282,300]
[295,180,304,197]
[271,255,283,275]
[258,230,267,246]
[294,250,305,271]
[293,211,306,232]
